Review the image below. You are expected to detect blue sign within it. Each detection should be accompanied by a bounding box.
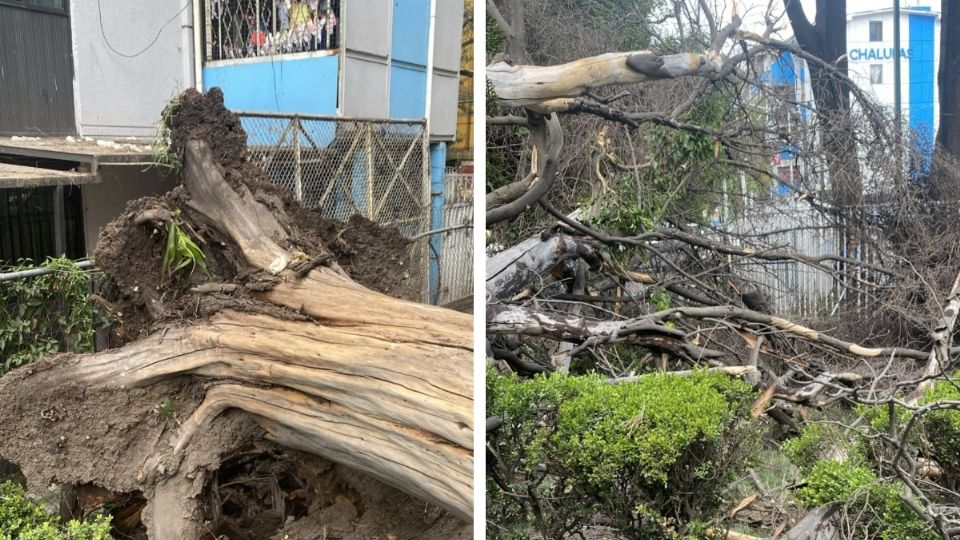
[849,47,911,61]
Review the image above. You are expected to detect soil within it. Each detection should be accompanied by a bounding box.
[94,89,419,344]
[0,88,468,539]
[208,450,469,540]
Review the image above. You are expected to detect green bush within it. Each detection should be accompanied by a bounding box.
[796,461,935,540]
[0,481,112,539]
[0,258,101,374]
[487,369,757,539]
[782,423,864,474]
[922,375,960,475]
[796,460,876,507]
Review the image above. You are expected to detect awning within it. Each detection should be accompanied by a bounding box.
[0,163,97,189]
[0,137,154,174]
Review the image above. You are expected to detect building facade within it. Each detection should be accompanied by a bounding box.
[846,6,940,157]
[0,0,466,303]
[758,4,941,194]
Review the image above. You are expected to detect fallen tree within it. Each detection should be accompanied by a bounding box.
[0,89,472,539]
[486,0,960,537]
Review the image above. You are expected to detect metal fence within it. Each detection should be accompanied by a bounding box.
[436,168,473,307]
[237,111,432,302]
[714,203,888,318]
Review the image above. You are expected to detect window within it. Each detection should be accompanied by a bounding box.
[204,0,340,62]
[0,0,66,12]
[0,186,85,265]
[870,64,883,84]
[869,20,883,42]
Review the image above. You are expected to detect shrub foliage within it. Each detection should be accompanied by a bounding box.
[0,481,111,540]
[487,370,757,539]
[0,258,101,374]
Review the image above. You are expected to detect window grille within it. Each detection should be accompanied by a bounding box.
[204,0,339,61]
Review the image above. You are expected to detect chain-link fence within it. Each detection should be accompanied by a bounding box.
[436,168,473,307]
[203,0,340,61]
[237,111,432,302]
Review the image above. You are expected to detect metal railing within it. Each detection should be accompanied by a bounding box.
[436,168,473,307]
[237,111,432,302]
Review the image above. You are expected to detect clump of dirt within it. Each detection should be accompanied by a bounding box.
[0,355,261,514]
[166,88,265,191]
[293,211,418,300]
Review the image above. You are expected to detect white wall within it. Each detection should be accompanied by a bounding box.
[847,10,940,133]
[71,0,192,138]
[80,166,178,254]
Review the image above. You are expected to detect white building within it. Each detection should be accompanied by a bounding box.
[846,6,940,153]
[762,4,941,188]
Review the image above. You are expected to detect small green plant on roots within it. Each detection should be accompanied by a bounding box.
[161,209,209,284]
[154,398,177,422]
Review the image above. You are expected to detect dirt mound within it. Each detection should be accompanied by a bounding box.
[167,88,262,190]
[294,211,418,300]
[95,89,420,343]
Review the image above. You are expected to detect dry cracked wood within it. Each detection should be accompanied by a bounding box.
[487,51,723,107]
[2,139,474,539]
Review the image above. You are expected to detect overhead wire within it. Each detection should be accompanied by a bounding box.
[96,0,191,58]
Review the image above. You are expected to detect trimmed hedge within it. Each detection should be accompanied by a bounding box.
[487,370,757,539]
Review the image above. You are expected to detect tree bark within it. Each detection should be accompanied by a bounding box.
[487,51,722,107]
[0,139,474,536]
[784,0,862,207]
[937,1,960,158]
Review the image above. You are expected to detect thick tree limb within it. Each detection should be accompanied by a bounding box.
[487,51,723,107]
[486,232,602,300]
[487,113,563,224]
[607,366,757,384]
[487,304,723,360]
[908,270,960,403]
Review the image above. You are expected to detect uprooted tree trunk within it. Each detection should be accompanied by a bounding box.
[0,90,472,538]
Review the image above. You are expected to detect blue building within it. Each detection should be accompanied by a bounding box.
[0,0,466,303]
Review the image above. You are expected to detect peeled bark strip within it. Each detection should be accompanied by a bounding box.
[908,269,960,403]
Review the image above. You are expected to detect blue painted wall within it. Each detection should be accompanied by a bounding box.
[203,54,339,146]
[908,12,935,174]
[390,0,430,65]
[390,65,427,119]
[770,51,796,85]
[389,0,430,119]
[203,55,339,115]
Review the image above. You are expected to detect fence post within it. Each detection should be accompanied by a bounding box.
[428,143,447,305]
[294,117,303,201]
[365,123,374,217]
[53,185,65,257]
[420,127,432,304]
